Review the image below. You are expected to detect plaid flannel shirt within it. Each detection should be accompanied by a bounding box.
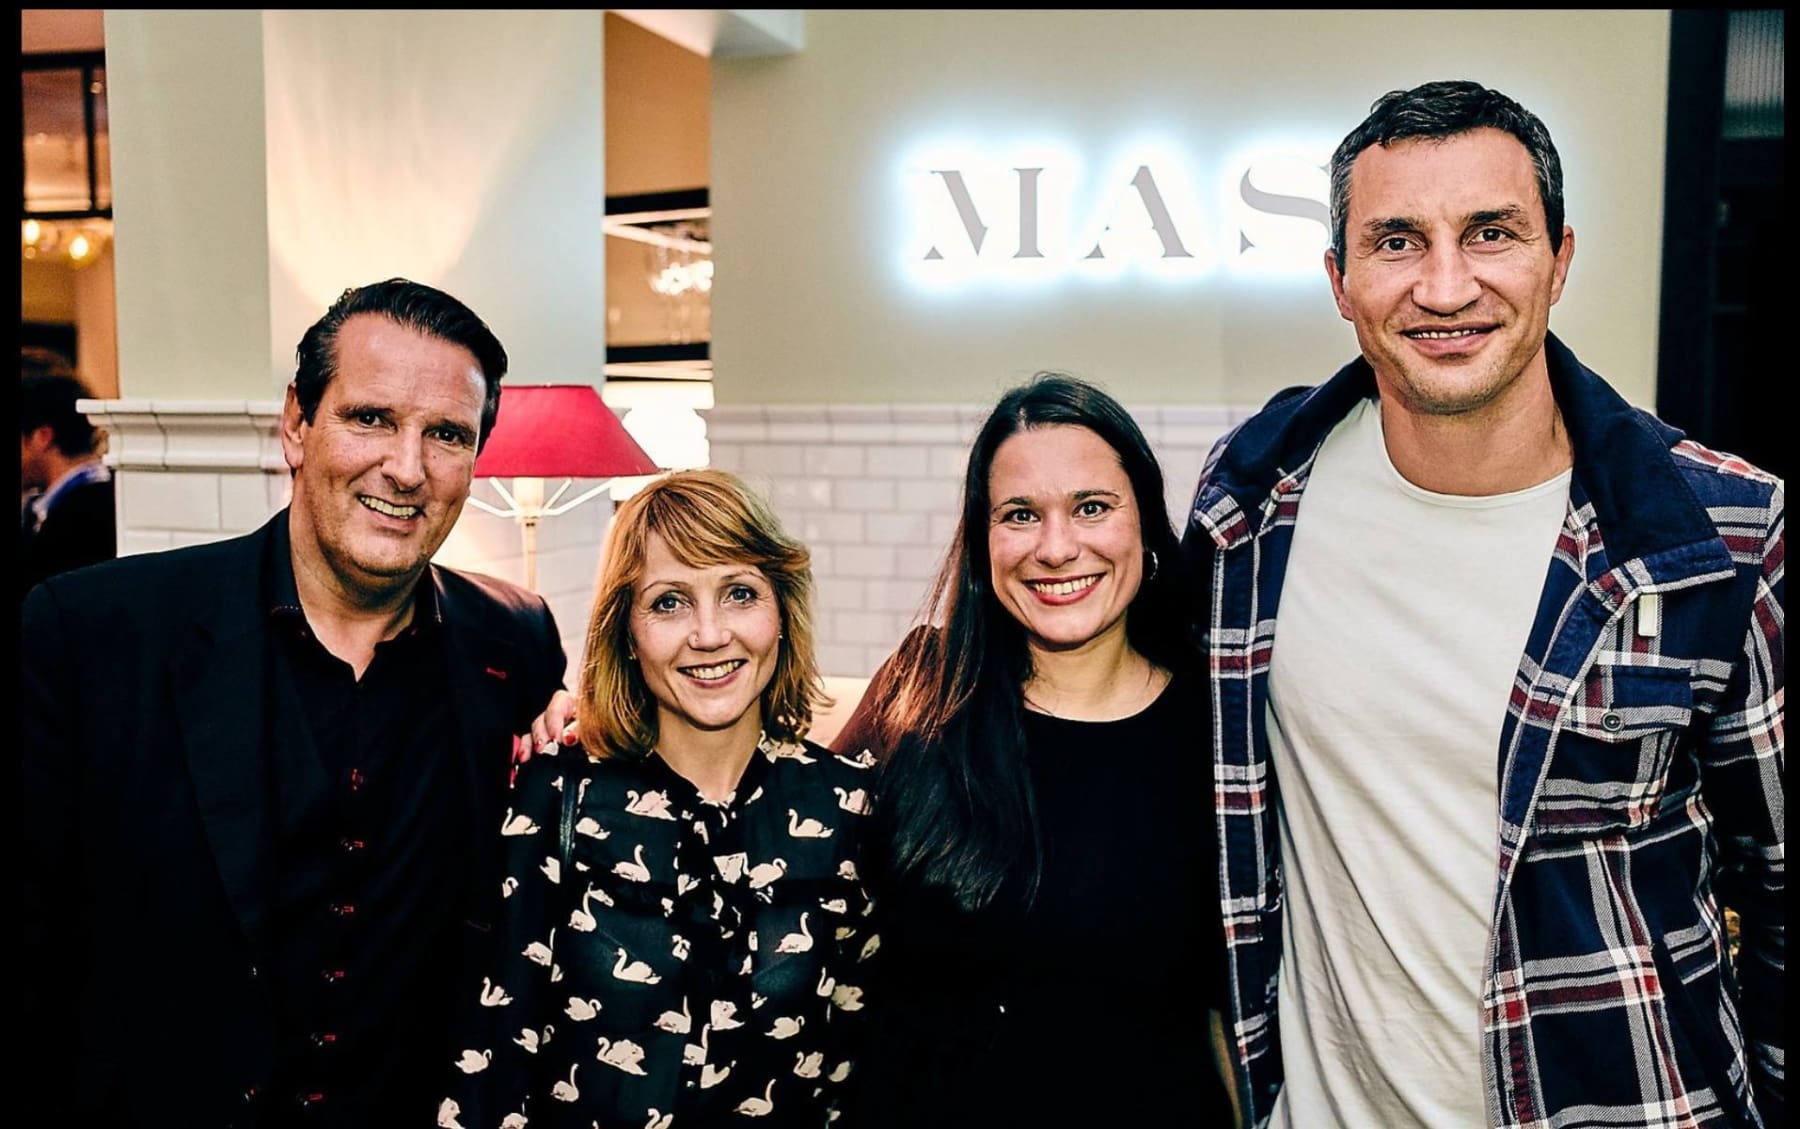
[1182,335,1784,1128]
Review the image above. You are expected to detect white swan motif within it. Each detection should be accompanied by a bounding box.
[820,897,848,914]
[735,1079,777,1117]
[625,788,676,820]
[479,977,513,1007]
[766,741,816,764]
[454,1048,491,1074]
[750,991,767,1010]
[710,999,743,1030]
[831,983,864,1011]
[837,859,858,881]
[500,876,519,899]
[513,1023,552,1053]
[714,852,748,883]
[569,892,598,933]
[653,997,691,1034]
[500,809,539,836]
[596,1035,649,1075]
[746,858,788,889]
[833,786,870,814]
[523,936,554,967]
[565,996,602,1021]
[551,1063,580,1102]
[768,1015,805,1039]
[836,748,877,770]
[861,932,881,960]
[671,933,691,960]
[774,913,814,954]
[613,843,652,883]
[794,1050,824,1078]
[574,815,610,840]
[816,967,836,998]
[787,810,832,839]
[645,1111,673,1129]
[700,1060,734,1089]
[682,1023,709,1065]
[500,1115,527,1129]
[676,872,700,896]
[828,1059,852,1083]
[613,947,661,984]
[540,854,561,884]
[436,1098,465,1129]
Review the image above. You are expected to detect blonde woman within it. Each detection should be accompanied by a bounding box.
[442,470,872,1129]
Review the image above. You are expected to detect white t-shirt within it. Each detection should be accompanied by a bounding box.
[1266,397,1569,1129]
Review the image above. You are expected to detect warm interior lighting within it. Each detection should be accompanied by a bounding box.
[20,217,112,267]
[466,384,662,590]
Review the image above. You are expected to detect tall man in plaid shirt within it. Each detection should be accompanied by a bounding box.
[1183,81,1783,1128]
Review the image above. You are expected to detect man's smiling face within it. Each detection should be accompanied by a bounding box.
[1326,127,1575,419]
[280,313,487,604]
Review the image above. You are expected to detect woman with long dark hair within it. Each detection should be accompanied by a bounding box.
[832,373,1236,1126]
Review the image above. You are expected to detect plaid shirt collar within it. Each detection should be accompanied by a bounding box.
[1196,333,1729,576]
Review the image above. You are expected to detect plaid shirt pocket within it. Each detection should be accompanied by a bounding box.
[1532,664,1696,839]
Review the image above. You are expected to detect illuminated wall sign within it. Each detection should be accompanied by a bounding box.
[900,144,1332,288]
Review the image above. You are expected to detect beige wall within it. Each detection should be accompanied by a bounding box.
[605,11,710,196]
[105,9,272,402]
[712,10,1670,408]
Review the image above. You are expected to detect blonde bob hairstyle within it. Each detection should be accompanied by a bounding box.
[577,468,824,759]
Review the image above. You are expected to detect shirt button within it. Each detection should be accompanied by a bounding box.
[1600,711,1624,733]
[309,1032,338,1049]
[329,902,357,918]
[339,837,366,854]
[320,968,347,984]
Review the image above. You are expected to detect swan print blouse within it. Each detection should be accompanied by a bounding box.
[439,734,875,1128]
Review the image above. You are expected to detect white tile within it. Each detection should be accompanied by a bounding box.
[826,403,892,425]
[813,577,864,612]
[865,578,930,614]
[120,530,174,557]
[817,644,867,678]
[773,478,833,512]
[896,478,959,513]
[865,445,929,478]
[836,545,896,578]
[835,479,895,511]
[809,544,834,577]
[928,514,961,547]
[120,470,222,532]
[837,611,901,644]
[828,422,895,444]
[929,445,970,479]
[219,472,286,532]
[890,404,963,425]
[799,512,864,544]
[896,546,945,580]
[706,441,743,470]
[866,512,930,545]
[891,421,964,444]
[767,420,832,443]
[740,445,805,475]
[802,445,866,477]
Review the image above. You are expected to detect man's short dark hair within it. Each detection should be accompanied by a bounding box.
[1329,80,1565,264]
[292,278,509,450]
[21,371,100,456]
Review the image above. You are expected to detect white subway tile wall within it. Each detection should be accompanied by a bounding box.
[93,399,1245,683]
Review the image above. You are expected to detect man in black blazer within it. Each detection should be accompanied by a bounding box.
[20,368,117,601]
[21,279,568,1127]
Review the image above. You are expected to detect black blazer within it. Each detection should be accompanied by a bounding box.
[19,475,116,602]
[19,512,567,1128]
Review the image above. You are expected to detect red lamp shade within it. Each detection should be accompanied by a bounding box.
[473,384,660,479]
